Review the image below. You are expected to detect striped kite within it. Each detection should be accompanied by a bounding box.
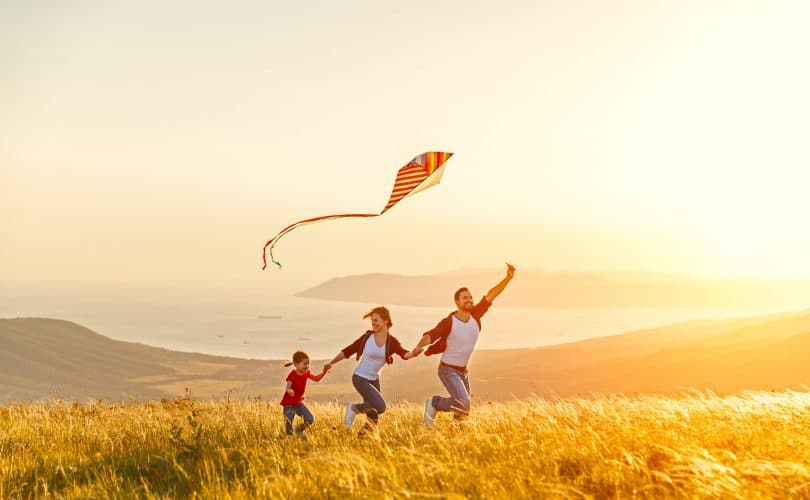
[262,151,454,269]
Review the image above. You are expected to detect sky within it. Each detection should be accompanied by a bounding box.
[3,0,810,291]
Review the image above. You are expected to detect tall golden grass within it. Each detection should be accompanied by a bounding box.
[2,390,810,498]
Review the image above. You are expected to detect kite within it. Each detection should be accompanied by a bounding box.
[262,151,454,269]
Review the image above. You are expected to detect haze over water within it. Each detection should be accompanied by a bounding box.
[4,280,800,360]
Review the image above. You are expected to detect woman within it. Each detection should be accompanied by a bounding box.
[325,306,419,431]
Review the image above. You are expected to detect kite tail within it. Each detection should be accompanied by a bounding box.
[261,213,380,270]
[262,237,284,270]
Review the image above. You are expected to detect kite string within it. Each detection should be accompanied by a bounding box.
[262,213,380,269]
[260,151,452,270]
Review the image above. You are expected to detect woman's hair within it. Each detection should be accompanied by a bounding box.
[283,350,310,368]
[363,306,393,328]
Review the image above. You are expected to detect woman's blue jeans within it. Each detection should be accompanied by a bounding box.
[352,374,386,423]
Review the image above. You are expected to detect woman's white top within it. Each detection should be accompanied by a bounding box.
[354,335,387,380]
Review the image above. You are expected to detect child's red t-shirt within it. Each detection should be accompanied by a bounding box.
[280,369,311,406]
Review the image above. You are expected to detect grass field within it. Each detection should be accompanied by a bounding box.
[3,390,810,498]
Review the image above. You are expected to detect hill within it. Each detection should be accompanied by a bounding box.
[0,318,269,401]
[297,270,810,309]
[3,308,810,403]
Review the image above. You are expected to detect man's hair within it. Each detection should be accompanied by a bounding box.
[454,287,470,302]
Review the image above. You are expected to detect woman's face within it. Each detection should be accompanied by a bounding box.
[370,313,387,332]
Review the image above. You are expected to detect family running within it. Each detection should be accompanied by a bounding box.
[280,263,516,436]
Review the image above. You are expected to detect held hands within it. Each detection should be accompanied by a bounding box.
[405,347,424,360]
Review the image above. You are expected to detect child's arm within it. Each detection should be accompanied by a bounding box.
[285,380,294,396]
[308,366,329,382]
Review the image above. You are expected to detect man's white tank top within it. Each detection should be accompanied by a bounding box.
[440,314,480,367]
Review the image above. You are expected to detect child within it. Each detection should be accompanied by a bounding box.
[280,350,329,436]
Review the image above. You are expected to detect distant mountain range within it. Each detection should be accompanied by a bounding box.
[297,270,810,309]
[3,307,810,403]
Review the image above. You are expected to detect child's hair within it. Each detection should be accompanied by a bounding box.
[363,306,393,328]
[283,350,310,368]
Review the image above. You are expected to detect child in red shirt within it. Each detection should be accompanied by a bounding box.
[281,350,329,436]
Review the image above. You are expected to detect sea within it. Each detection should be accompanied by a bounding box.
[3,282,800,360]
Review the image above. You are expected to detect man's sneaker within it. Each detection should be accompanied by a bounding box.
[344,403,357,428]
[424,398,437,428]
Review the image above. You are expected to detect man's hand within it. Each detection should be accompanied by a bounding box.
[323,363,332,372]
[408,334,432,359]
[286,388,295,396]
[408,347,424,359]
[404,348,422,360]
[486,263,516,302]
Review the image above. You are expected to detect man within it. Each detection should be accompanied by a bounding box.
[409,263,516,427]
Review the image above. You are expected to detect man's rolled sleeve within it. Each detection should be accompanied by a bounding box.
[425,316,452,342]
[471,296,492,320]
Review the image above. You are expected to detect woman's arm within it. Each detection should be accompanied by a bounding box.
[324,351,346,370]
[333,333,364,364]
[392,338,413,360]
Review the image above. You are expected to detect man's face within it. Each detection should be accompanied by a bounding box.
[455,290,474,311]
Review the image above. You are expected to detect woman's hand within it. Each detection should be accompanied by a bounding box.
[405,347,423,359]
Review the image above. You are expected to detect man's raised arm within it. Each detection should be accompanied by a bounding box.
[485,263,516,303]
